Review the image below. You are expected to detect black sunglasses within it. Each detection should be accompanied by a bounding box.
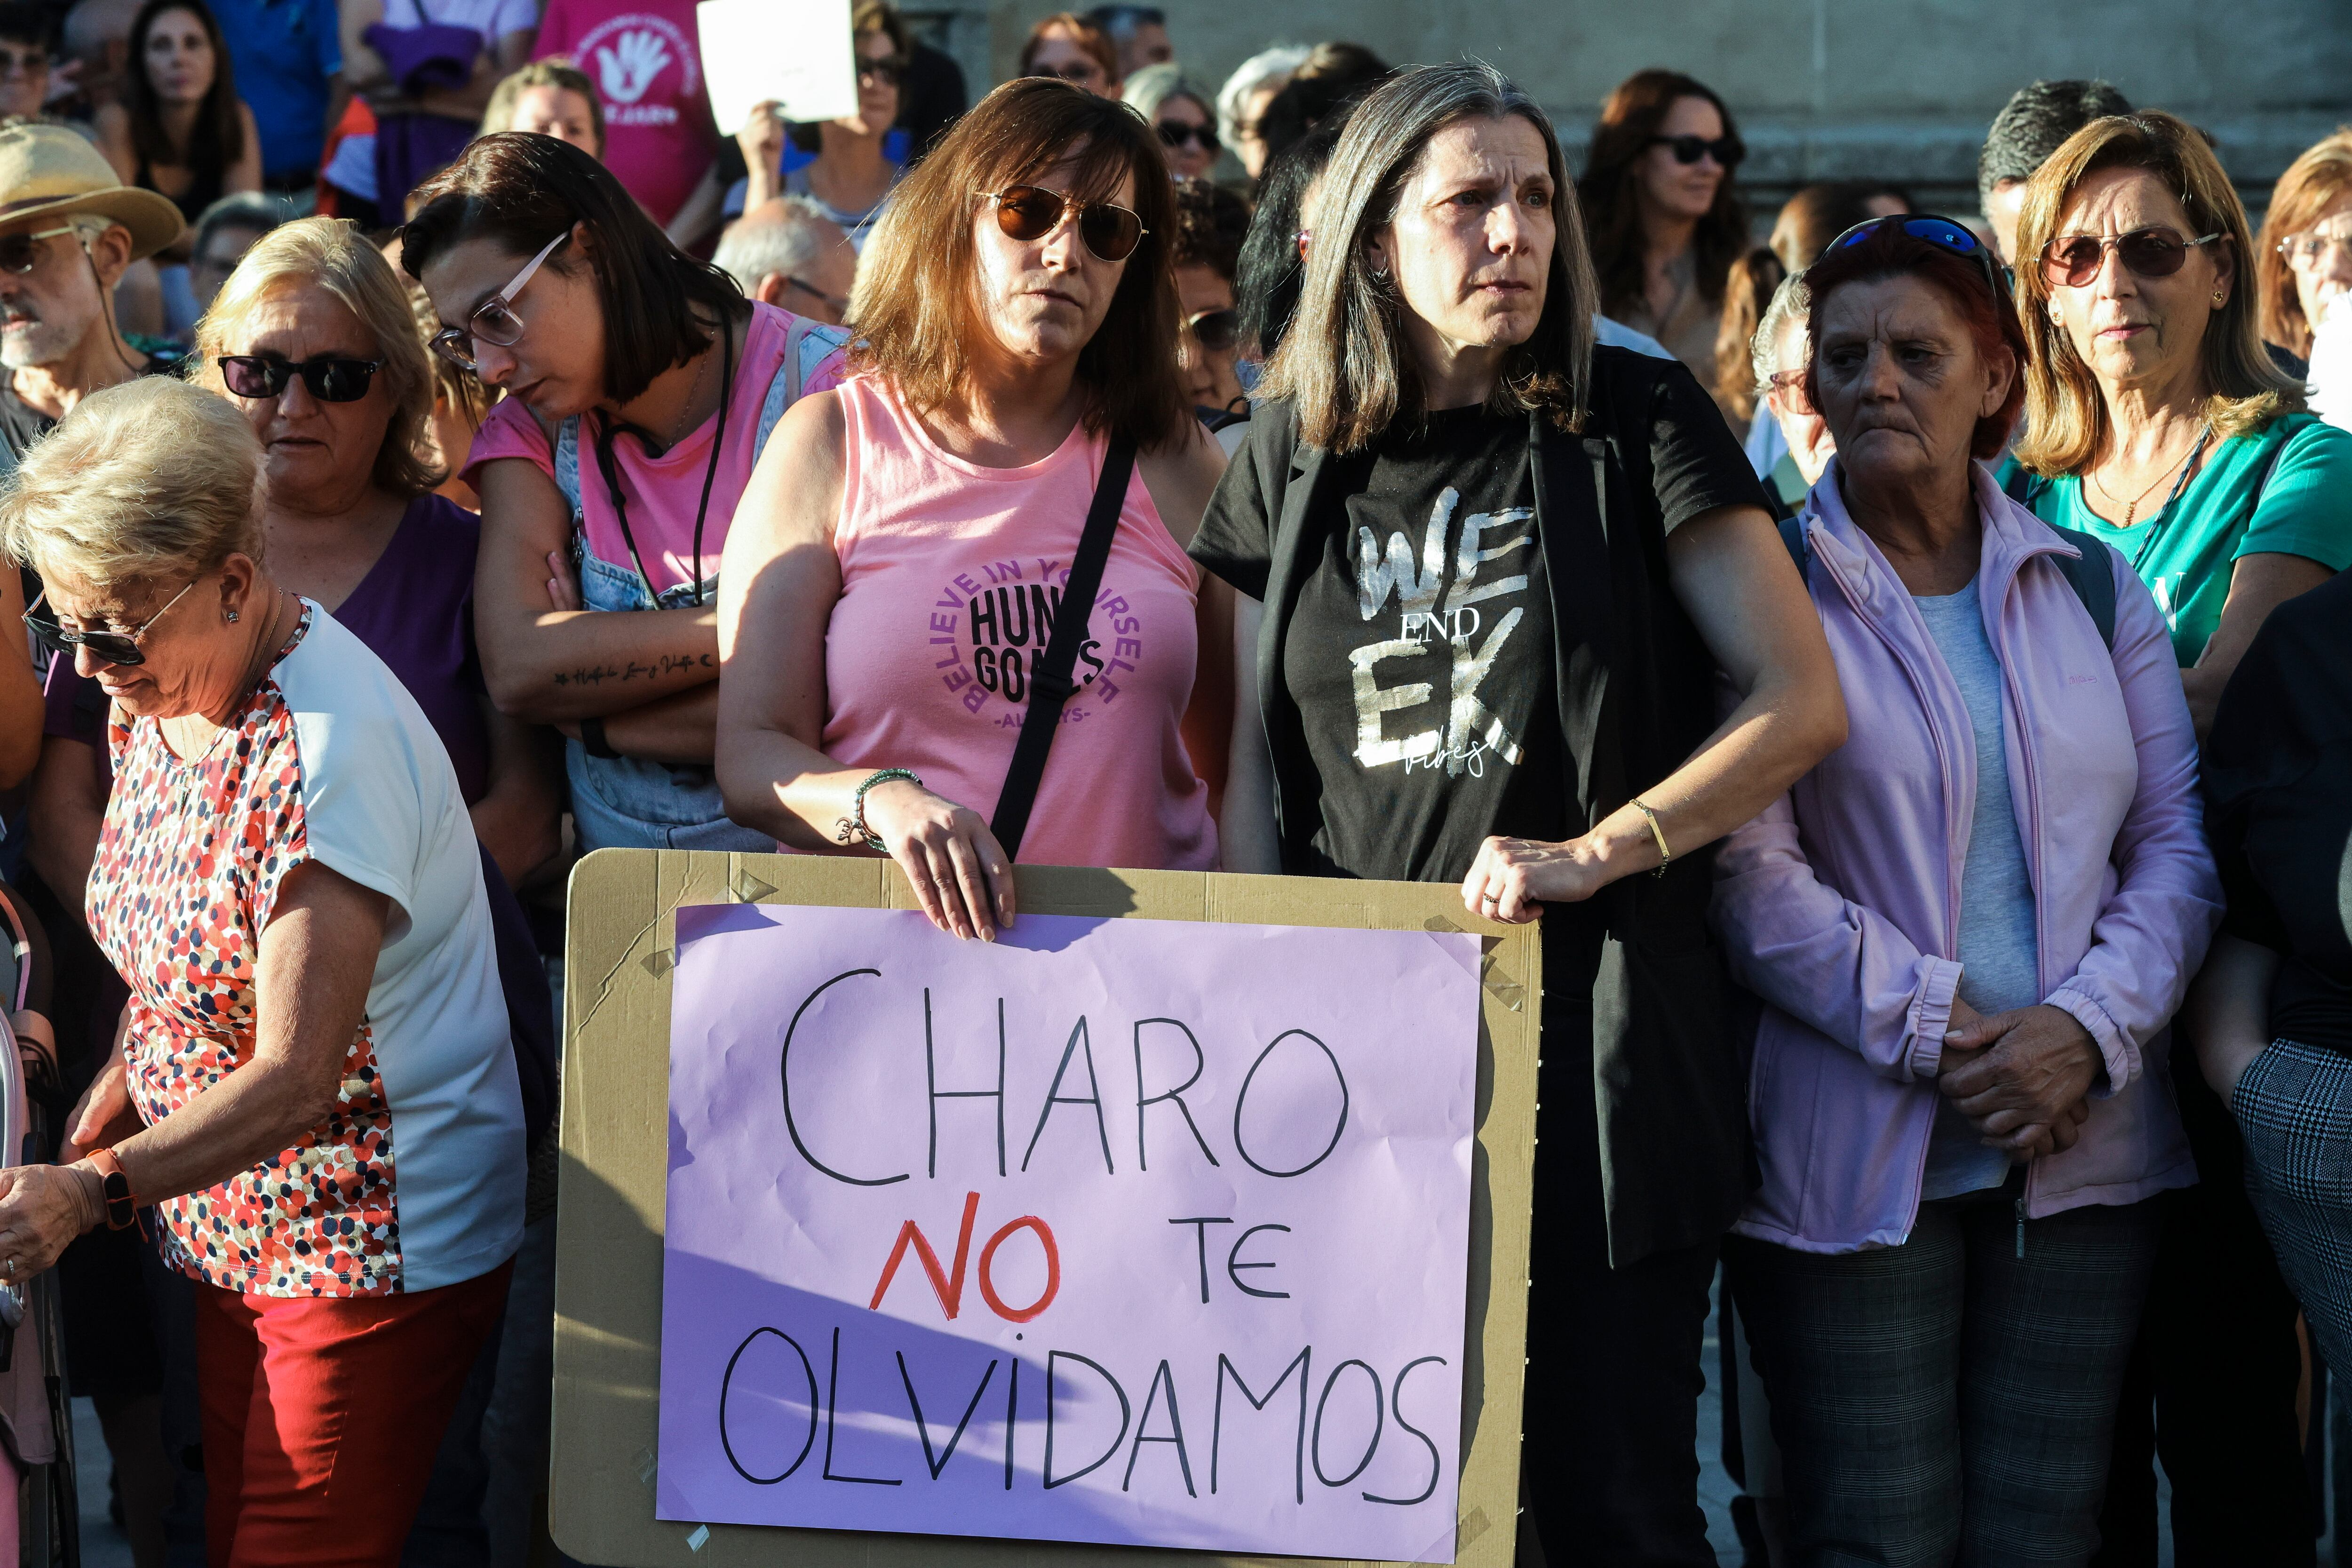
[1184,308,1238,353]
[1645,133,1742,168]
[1030,61,1102,84]
[1824,213,2008,305]
[981,185,1147,263]
[2041,226,2224,289]
[217,354,382,403]
[1157,120,1218,154]
[857,55,905,86]
[24,579,196,667]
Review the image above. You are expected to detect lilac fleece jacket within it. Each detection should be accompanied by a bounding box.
[1710,461,2223,1254]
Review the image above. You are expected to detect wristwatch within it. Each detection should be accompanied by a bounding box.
[84,1149,137,1232]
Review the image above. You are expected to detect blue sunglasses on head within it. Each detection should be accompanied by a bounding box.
[1823,213,2010,303]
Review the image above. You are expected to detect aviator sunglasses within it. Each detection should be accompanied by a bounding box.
[2041,226,2224,289]
[216,354,382,402]
[980,185,1148,263]
[1643,133,1743,168]
[23,579,195,667]
[0,225,77,275]
[1823,212,2008,303]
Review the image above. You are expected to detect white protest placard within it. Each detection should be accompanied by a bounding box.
[696,0,858,138]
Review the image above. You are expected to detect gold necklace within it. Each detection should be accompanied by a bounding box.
[2092,425,2206,527]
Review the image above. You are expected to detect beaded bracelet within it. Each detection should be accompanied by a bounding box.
[837,768,922,853]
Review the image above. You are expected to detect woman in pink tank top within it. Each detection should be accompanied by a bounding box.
[718,80,1237,940]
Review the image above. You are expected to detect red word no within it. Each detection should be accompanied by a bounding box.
[867,1191,1061,1324]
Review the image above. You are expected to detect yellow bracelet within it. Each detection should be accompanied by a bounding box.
[1631,798,1673,877]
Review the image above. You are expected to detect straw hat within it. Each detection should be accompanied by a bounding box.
[0,123,184,261]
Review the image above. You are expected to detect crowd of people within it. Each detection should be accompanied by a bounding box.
[0,3,2337,1567]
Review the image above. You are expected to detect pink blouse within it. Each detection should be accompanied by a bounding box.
[820,375,1216,871]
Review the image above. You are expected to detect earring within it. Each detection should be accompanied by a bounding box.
[2212,291,2226,305]
[225,610,238,623]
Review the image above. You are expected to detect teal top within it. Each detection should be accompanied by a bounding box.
[2012,413,2352,668]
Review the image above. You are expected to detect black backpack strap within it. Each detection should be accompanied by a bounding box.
[2002,462,2039,508]
[1776,512,1809,586]
[989,434,1137,858]
[2042,525,2117,651]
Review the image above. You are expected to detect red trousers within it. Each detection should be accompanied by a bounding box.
[194,1260,511,1568]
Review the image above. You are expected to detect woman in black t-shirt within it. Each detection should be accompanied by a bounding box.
[2196,570,2352,1378]
[1191,63,1845,1560]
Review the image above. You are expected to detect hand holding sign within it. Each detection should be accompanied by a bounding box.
[697,0,860,138]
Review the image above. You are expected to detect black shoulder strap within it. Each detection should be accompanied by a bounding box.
[1776,512,1809,585]
[2042,526,2117,651]
[989,434,1137,859]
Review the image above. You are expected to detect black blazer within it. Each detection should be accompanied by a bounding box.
[1198,346,1771,1265]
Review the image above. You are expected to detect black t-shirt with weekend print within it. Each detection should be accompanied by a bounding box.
[1279,405,1567,883]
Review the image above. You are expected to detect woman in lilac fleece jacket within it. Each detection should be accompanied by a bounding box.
[1710,220,2222,1563]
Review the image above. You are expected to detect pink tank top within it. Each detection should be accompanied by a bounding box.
[822,376,1216,871]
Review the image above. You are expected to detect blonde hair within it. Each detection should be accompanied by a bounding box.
[0,377,266,589]
[2255,127,2352,358]
[2012,110,2303,477]
[479,59,606,154]
[192,216,445,497]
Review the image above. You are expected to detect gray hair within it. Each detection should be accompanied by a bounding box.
[1259,61,1596,453]
[713,197,841,293]
[1214,43,1308,148]
[191,191,286,260]
[1123,62,1208,126]
[1750,275,1809,399]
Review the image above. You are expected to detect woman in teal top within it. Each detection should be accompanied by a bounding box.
[2010,111,2352,739]
[2006,107,2352,1563]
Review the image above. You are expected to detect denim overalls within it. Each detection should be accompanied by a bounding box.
[549,318,848,851]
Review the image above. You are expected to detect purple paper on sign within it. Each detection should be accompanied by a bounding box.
[656,905,1481,1561]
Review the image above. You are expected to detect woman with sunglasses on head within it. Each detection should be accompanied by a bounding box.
[736,0,906,256]
[1123,64,1220,182]
[718,78,1230,940]
[2010,111,2352,739]
[3,376,525,1568]
[1193,63,1843,1558]
[402,132,847,858]
[1712,212,2221,1565]
[1578,67,1748,402]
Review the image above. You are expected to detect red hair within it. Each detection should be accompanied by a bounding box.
[1801,222,2026,460]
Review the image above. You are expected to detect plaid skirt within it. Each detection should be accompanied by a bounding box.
[2235,1037,2352,1375]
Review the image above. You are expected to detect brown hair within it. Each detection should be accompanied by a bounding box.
[1577,69,1747,323]
[194,216,445,496]
[2255,127,2352,358]
[1770,182,1881,272]
[2012,111,2302,477]
[1262,63,1596,453]
[852,0,909,57]
[1802,220,2026,461]
[479,60,606,155]
[1018,13,1117,85]
[127,0,244,180]
[848,77,1187,450]
[401,134,749,407]
[1713,247,1785,424]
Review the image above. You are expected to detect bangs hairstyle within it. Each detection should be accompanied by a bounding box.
[2013,111,2302,477]
[1578,69,1747,321]
[0,376,265,591]
[193,216,444,496]
[2256,127,2352,358]
[849,77,1188,450]
[399,133,749,406]
[1261,61,1595,454]
[1800,221,2026,461]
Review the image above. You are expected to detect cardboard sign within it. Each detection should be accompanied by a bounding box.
[550,853,1539,1568]
[696,0,858,137]
[657,905,1479,1562]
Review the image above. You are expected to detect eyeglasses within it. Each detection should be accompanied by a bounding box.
[2040,226,2223,289]
[1823,212,2008,303]
[785,275,849,316]
[217,354,382,403]
[24,578,195,667]
[1643,133,1743,168]
[2278,228,2352,273]
[981,185,1147,263]
[1763,367,1812,414]
[0,225,77,275]
[429,230,567,373]
[1157,120,1218,155]
[1029,62,1103,85]
[1183,308,1238,353]
[857,54,905,86]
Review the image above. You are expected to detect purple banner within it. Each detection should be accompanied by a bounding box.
[658,904,1479,1561]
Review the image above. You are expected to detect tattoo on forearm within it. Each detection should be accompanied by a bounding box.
[551,652,717,687]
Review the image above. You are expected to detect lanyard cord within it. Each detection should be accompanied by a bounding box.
[2118,421,2213,577]
[590,314,737,607]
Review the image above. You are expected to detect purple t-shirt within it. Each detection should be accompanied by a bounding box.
[44,494,490,804]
